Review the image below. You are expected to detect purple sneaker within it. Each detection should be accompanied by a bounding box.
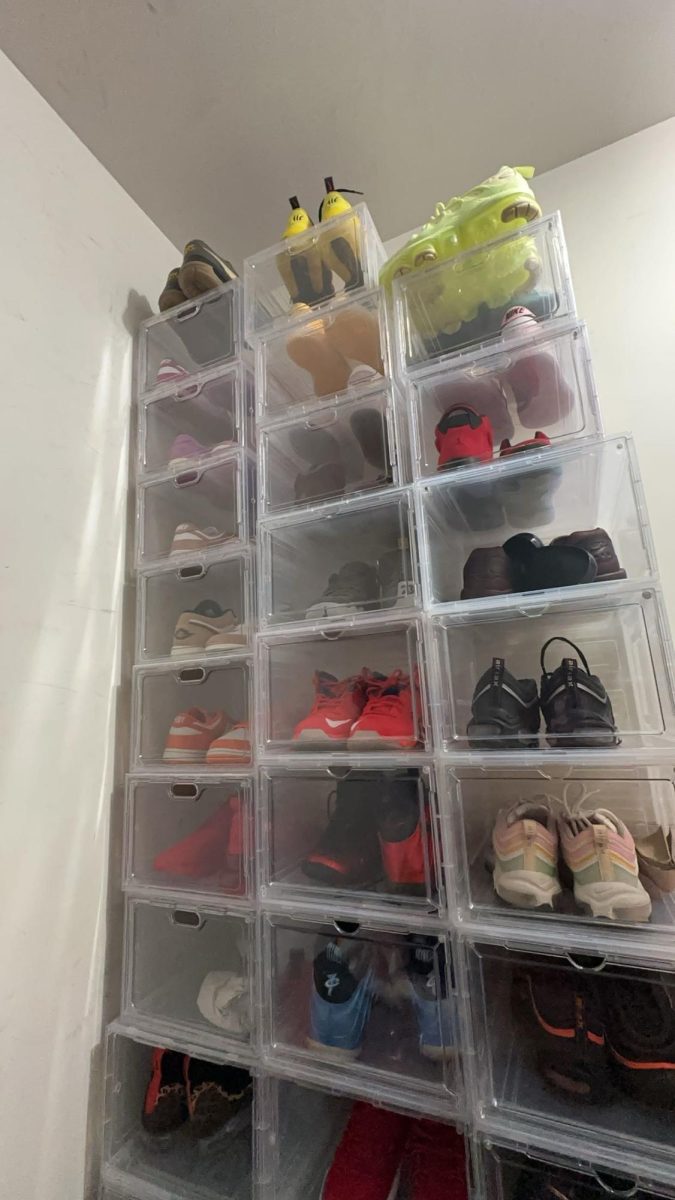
[168,433,234,466]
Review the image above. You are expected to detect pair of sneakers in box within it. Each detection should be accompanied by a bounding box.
[293,668,421,750]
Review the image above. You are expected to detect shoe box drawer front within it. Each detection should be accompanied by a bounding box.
[124,777,253,903]
[138,552,253,663]
[137,453,253,568]
[258,390,400,517]
[467,941,675,1174]
[259,489,419,629]
[138,280,243,400]
[431,585,675,752]
[256,287,387,418]
[103,1027,255,1200]
[122,898,255,1051]
[259,766,442,918]
[131,661,251,772]
[261,1076,469,1200]
[391,211,575,376]
[257,620,430,757]
[263,915,462,1106]
[417,434,656,611]
[243,202,385,341]
[140,362,254,477]
[442,763,675,944]
[407,318,600,481]
[477,1136,675,1200]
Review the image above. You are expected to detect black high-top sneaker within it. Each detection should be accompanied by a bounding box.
[539,636,619,748]
[301,776,382,887]
[467,657,540,748]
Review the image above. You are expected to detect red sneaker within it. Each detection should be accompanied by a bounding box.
[162,707,230,763]
[434,405,493,471]
[152,801,235,879]
[141,1047,188,1135]
[221,793,246,894]
[405,1118,468,1200]
[349,670,420,749]
[499,431,551,457]
[377,774,428,890]
[322,1101,410,1200]
[293,671,367,746]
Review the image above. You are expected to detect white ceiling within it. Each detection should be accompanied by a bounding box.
[3,0,675,269]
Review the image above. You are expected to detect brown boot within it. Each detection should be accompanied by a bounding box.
[158,267,187,313]
[178,239,237,298]
[325,306,384,374]
[550,528,626,581]
[286,317,353,397]
[461,547,514,600]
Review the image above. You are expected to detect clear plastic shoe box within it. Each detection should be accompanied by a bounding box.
[136,450,255,568]
[261,913,462,1116]
[441,761,675,956]
[406,318,600,480]
[102,1026,255,1200]
[244,203,385,341]
[467,941,675,1185]
[430,583,675,752]
[256,618,430,759]
[258,488,419,629]
[138,281,244,400]
[258,387,401,516]
[255,287,387,419]
[390,211,575,376]
[124,776,253,903]
[477,1133,675,1200]
[258,765,443,921]
[137,549,254,662]
[120,896,256,1055]
[130,659,251,773]
[417,434,656,612]
[140,362,255,476]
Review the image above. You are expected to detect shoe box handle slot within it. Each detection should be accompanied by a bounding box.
[169,783,202,801]
[519,605,549,619]
[591,1172,638,1197]
[334,920,360,935]
[320,629,343,641]
[565,952,608,973]
[178,564,206,581]
[327,767,353,780]
[174,382,201,402]
[176,302,202,322]
[171,909,204,929]
[177,667,207,684]
[174,469,202,488]
[304,410,337,430]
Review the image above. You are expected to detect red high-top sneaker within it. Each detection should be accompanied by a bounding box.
[349,670,420,749]
[322,1101,410,1200]
[434,404,493,470]
[293,671,367,746]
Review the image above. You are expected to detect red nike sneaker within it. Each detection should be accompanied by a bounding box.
[293,671,367,746]
[377,774,428,891]
[349,669,420,749]
[406,1118,468,1200]
[322,1100,410,1200]
[152,801,234,880]
[499,431,551,457]
[434,405,493,471]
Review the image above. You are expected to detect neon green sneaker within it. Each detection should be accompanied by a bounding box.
[380,166,542,342]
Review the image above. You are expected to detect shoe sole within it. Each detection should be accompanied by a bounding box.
[348,731,419,749]
[304,602,366,619]
[306,1037,360,1061]
[293,728,350,747]
[546,730,619,748]
[574,881,652,922]
[494,869,562,910]
[420,1043,457,1061]
[467,722,539,750]
[162,748,208,762]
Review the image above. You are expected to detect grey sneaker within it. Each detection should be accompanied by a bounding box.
[306,561,379,618]
[379,544,416,609]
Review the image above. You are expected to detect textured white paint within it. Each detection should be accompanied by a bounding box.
[0,51,175,1200]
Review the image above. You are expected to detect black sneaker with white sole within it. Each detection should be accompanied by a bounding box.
[467,657,540,748]
[539,637,619,748]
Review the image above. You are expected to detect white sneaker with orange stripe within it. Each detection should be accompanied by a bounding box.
[163,707,229,763]
[206,721,251,764]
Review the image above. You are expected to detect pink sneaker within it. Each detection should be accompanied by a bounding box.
[559,808,652,922]
[492,801,561,910]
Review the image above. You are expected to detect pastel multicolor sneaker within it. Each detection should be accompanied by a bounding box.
[162,708,229,763]
[308,940,374,1060]
[492,801,561,909]
[206,721,251,764]
[558,808,652,921]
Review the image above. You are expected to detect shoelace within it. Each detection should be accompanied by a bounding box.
[540,635,592,677]
[361,673,408,717]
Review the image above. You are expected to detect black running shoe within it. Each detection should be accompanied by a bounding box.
[467,657,540,748]
[539,637,619,748]
[301,776,382,887]
[184,1057,252,1139]
[141,1047,188,1134]
[604,973,675,1109]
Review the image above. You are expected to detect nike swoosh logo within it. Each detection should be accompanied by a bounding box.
[325,718,352,728]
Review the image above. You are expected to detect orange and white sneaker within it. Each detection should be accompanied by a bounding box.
[163,707,229,763]
[349,669,419,749]
[206,721,251,764]
[169,523,233,557]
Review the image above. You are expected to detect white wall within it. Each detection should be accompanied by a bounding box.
[533,121,675,621]
[0,51,176,1200]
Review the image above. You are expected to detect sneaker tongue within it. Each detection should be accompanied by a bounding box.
[589,810,622,834]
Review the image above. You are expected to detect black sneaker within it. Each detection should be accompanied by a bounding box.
[178,239,238,299]
[539,637,619,747]
[503,532,597,592]
[302,776,382,887]
[185,1057,252,1139]
[604,974,675,1109]
[305,561,379,618]
[141,1047,188,1135]
[467,657,540,748]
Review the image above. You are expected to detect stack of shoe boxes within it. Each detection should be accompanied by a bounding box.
[390,212,675,1195]
[101,279,260,1200]
[248,203,469,1195]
